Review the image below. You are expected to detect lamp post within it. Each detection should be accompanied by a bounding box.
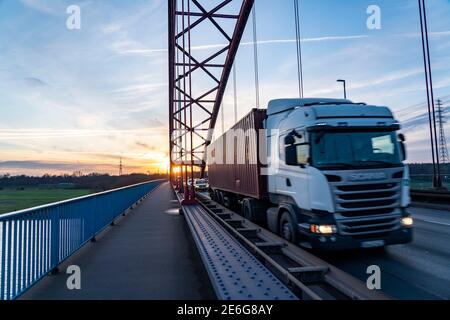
[337,79,347,99]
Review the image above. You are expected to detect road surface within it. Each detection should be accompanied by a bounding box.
[318,206,450,300]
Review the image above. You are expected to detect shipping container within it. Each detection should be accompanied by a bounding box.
[207,109,267,199]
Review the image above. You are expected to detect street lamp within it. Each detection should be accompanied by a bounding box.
[337,79,347,99]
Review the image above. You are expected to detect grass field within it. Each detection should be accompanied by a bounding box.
[0,188,93,215]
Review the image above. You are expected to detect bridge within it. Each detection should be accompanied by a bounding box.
[1,0,450,301]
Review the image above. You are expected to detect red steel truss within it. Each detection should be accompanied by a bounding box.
[168,0,254,201]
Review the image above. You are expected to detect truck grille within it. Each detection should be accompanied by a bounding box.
[338,216,400,236]
[332,182,401,218]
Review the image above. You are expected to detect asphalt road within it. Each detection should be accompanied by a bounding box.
[317,206,450,300]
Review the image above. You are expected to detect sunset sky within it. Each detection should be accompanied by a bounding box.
[1,0,450,176]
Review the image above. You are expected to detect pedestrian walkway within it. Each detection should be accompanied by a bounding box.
[20,182,215,300]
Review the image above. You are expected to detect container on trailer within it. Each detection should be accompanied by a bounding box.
[207,109,267,199]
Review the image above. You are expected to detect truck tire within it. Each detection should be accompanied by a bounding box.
[223,194,232,208]
[280,211,298,244]
[242,199,267,224]
[216,190,224,206]
[242,199,254,221]
[209,189,216,201]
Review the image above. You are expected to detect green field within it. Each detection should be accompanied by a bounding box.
[0,188,93,215]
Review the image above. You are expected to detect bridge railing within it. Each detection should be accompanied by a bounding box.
[410,174,450,190]
[0,180,163,300]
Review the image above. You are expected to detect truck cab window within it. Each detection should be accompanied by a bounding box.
[311,130,402,169]
[281,130,309,166]
[372,134,395,154]
[295,144,309,165]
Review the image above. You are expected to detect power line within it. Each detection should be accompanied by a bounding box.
[294,0,304,98]
[423,0,440,177]
[419,0,442,188]
[396,95,450,116]
[437,99,449,164]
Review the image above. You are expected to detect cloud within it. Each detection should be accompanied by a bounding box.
[117,34,370,56]
[0,160,77,170]
[135,141,158,151]
[396,30,450,39]
[19,0,58,14]
[0,160,143,174]
[111,83,167,96]
[0,129,164,140]
[24,77,48,87]
[306,68,424,97]
[101,23,122,35]
[243,35,370,45]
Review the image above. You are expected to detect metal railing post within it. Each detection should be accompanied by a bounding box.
[50,208,60,274]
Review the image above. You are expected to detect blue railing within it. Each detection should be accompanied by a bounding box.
[0,180,163,300]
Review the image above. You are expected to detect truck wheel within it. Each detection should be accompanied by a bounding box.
[209,189,216,201]
[242,200,254,221]
[223,195,231,208]
[242,199,267,224]
[216,191,224,206]
[280,212,298,243]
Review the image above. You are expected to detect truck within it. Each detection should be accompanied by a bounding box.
[206,98,413,250]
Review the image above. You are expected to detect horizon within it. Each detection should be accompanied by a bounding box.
[0,162,446,179]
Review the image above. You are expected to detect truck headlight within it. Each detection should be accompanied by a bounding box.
[401,216,414,227]
[310,224,337,234]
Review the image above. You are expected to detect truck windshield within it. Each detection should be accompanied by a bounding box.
[311,130,403,169]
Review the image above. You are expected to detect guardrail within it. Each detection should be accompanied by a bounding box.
[410,174,450,190]
[0,180,163,300]
[410,189,450,203]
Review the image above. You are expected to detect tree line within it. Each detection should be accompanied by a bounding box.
[0,173,168,191]
[0,163,447,191]
[409,163,450,175]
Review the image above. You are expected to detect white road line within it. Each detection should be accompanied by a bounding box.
[414,218,450,227]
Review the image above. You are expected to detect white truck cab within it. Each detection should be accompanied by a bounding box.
[265,99,413,250]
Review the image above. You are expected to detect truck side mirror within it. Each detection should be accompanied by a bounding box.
[398,134,407,161]
[284,135,295,146]
[285,145,298,166]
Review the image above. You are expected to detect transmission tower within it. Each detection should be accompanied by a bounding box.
[437,99,449,164]
[119,157,123,176]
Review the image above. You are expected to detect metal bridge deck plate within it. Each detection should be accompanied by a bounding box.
[183,204,296,300]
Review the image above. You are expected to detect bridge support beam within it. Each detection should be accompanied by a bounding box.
[168,0,254,191]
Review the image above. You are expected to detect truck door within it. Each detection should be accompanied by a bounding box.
[276,130,311,210]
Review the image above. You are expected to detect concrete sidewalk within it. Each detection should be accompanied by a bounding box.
[21,182,215,300]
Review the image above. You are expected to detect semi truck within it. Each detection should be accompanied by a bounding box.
[206,98,413,250]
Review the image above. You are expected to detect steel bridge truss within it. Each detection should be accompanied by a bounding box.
[168,0,254,198]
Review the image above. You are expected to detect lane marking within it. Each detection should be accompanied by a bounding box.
[414,218,450,227]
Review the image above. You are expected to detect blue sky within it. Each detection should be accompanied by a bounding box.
[1,0,450,175]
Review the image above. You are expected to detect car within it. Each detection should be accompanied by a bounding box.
[194,179,209,191]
